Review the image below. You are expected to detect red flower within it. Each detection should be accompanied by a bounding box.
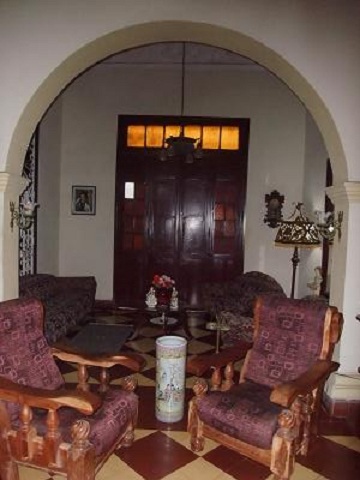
[152,274,175,289]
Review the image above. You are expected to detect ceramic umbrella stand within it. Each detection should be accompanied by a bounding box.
[155,335,187,422]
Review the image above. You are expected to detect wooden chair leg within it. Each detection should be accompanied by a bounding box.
[0,461,20,480]
[271,410,297,480]
[0,404,20,480]
[187,399,205,452]
[67,420,96,480]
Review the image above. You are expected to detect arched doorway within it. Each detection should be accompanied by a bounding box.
[1,21,348,316]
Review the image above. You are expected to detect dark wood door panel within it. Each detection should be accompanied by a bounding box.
[114,115,249,306]
[180,177,210,260]
[150,178,178,256]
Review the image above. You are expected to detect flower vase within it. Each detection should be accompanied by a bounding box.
[155,287,173,307]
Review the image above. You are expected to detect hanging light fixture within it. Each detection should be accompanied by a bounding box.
[159,43,203,164]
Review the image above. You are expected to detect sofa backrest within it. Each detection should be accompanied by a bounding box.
[19,274,58,301]
[244,295,329,388]
[201,271,286,317]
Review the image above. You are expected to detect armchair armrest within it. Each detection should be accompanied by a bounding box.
[186,341,252,376]
[0,377,101,414]
[270,359,340,407]
[51,345,145,372]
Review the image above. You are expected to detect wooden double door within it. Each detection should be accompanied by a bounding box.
[114,117,249,306]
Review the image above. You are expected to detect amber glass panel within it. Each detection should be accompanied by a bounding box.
[184,125,201,140]
[165,125,181,139]
[202,126,220,149]
[214,237,235,253]
[126,124,241,151]
[127,125,145,147]
[146,125,164,147]
[223,221,235,237]
[215,220,223,236]
[213,180,238,254]
[215,204,225,221]
[133,235,144,250]
[226,205,236,221]
[221,126,240,150]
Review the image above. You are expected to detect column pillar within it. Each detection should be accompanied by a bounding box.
[0,172,28,300]
[324,181,360,414]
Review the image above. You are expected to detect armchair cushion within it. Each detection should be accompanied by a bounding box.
[197,381,282,449]
[245,295,328,388]
[23,388,138,456]
[0,298,64,420]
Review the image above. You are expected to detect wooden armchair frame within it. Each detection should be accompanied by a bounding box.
[188,297,343,480]
[0,318,145,480]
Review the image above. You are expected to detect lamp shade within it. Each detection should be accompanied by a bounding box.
[275,203,320,248]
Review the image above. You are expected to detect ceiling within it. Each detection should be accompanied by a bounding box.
[102,42,263,68]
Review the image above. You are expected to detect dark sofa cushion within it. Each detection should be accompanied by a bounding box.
[19,274,97,343]
[201,271,286,347]
[19,274,58,301]
[201,271,285,317]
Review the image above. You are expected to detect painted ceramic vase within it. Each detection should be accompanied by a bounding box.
[155,335,187,422]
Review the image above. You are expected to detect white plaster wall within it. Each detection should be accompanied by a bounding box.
[0,0,359,390]
[37,101,62,274]
[298,113,328,296]
[40,62,311,299]
[1,1,359,180]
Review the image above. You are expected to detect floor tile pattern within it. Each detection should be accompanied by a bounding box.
[18,311,360,479]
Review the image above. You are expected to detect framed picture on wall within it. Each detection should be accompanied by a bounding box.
[71,186,96,215]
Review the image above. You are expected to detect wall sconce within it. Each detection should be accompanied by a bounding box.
[10,201,38,231]
[264,190,285,228]
[314,210,343,242]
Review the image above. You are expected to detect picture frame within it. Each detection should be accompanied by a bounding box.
[71,186,96,215]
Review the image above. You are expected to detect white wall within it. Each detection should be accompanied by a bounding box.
[37,100,62,274]
[298,113,328,296]
[1,0,359,391]
[39,60,319,299]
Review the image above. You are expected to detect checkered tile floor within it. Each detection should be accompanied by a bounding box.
[19,313,360,480]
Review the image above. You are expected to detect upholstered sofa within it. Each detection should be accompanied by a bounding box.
[201,271,286,347]
[19,273,96,343]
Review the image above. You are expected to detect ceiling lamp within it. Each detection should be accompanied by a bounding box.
[159,43,203,164]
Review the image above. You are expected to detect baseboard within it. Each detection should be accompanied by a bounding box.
[323,391,360,420]
[94,299,116,312]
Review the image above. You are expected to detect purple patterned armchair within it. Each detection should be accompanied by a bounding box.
[0,298,145,480]
[188,295,343,480]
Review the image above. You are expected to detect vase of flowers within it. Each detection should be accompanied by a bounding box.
[152,274,175,306]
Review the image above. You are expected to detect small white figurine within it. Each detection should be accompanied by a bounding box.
[170,288,179,310]
[307,266,323,296]
[145,286,157,308]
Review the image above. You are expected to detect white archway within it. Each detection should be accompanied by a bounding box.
[3,21,360,396]
[5,22,347,182]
